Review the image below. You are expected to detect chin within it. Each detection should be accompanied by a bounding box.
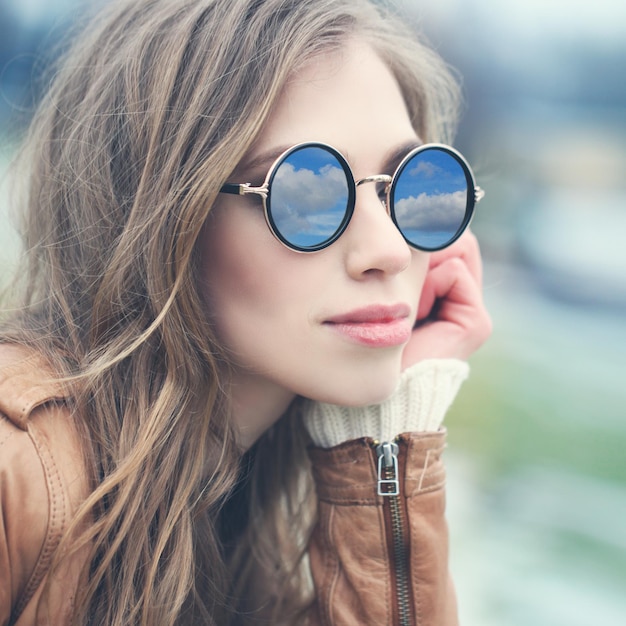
[340,385,398,408]
[305,365,402,408]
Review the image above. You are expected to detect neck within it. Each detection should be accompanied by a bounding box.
[228,370,296,450]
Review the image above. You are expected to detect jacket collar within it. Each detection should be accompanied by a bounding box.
[0,344,69,430]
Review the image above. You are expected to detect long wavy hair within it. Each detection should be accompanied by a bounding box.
[1,0,460,623]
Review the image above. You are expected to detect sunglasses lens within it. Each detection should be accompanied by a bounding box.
[391,147,473,250]
[267,145,352,251]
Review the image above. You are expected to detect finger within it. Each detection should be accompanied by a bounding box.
[428,231,483,287]
[403,258,491,365]
[426,257,483,325]
[417,248,482,322]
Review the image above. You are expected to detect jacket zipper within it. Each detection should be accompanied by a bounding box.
[376,440,413,626]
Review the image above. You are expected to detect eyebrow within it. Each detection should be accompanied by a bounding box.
[235,138,425,180]
[379,139,424,174]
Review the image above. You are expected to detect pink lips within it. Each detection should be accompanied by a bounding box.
[324,304,412,347]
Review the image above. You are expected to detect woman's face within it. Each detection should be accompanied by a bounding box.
[199,39,430,444]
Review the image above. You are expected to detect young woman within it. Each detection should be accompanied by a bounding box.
[0,0,491,624]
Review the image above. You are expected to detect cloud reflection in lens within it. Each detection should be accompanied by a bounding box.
[269,147,349,248]
[392,148,470,249]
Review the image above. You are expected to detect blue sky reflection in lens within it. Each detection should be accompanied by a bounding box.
[391,147,471,250]
[269,146,350,249]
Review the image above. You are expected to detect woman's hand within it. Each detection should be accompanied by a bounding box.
[401,231,492,369]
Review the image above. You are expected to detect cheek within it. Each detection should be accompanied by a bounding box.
[197,202,300,346]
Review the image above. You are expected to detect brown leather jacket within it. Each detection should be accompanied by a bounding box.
[0,345,458,625]
[0,346,89,626]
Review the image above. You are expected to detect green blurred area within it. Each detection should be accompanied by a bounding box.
[449,303,626,484]
[445,260,626,623]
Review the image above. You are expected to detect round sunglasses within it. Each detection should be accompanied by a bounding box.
[220,142,484,252]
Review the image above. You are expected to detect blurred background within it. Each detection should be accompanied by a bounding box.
[1,0,625,624]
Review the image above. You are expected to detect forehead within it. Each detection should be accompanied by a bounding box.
[245,38,418,174]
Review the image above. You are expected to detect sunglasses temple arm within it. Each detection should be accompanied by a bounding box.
[220,182,269,200]
[475,186,485,203]
[220,183,243,195]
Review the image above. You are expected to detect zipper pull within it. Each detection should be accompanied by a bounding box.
[376,441,400,496]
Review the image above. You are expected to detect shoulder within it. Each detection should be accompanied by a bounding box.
[0,343,68,429]
[0,344,88,622]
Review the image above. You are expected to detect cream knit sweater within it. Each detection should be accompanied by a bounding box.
[302,359,469,448]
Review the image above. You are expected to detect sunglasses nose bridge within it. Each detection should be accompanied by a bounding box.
[355,174,392,208]
[355,174,392,188]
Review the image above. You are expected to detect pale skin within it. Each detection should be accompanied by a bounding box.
[199,39,491,449]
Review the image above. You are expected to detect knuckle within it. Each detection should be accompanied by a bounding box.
[446,256,466,273]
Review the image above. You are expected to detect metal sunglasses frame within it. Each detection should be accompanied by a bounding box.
[220,141,484,253]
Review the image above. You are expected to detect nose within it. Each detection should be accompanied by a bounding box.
[342,182,412,279]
